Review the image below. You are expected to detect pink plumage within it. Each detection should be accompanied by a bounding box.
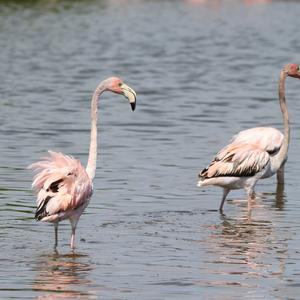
[28,77,137,249]
[29,151,92,222]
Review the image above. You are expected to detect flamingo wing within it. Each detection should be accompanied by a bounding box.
[231,127,283,155]
[28,151,93,221]
[200,143,270,179]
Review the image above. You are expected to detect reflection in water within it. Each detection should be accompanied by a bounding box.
[32,251,95,299]
[249,183,286,219]
[200,211,288,290]
[258,183,286,211]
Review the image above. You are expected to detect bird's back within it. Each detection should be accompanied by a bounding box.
[231,127,283,155]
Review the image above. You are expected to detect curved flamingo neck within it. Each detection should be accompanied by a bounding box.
[86,82,106,181]
[275,71,290,167]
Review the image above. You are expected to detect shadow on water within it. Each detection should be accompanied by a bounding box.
[32,251,95,299]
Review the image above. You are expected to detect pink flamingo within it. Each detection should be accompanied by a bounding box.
[198,64,300,212]
[28,77,137,249]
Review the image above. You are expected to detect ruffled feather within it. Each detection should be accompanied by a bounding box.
[28,151,93,222]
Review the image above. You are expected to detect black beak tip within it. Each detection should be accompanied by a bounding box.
[130,102,136,111]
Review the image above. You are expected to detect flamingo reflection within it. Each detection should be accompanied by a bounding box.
[32,252,95,299]
[199,202,288,289]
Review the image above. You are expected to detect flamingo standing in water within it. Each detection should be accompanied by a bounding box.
[29,77,137,249]
[198,64,300,212]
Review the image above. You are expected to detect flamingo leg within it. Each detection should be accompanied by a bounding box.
[71,228,76,249]
[70,218,79,249]
[219,188,230,212]
[54,223,58,248]
[245,186,255,213]
[277,163,285,184]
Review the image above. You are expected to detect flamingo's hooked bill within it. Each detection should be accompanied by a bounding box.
[120,83,137,111]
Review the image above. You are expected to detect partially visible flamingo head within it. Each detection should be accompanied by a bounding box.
[283,64,300,79]
[102,77,137,111]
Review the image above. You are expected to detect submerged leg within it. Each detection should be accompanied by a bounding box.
[219,188,230,212]
[54,223,58,248]
[277,163,285,185]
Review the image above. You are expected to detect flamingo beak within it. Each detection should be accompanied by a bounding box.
[120,83,137,111]
[290,71,300,79]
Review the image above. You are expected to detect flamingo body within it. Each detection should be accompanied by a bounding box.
[198,141,276,212]
[198,64,300,212]
[29,77,137,249]
[199,143,271,197]
[230,127,285,180]
[29,151,93,223]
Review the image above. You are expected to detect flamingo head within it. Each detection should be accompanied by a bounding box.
[103,77,137,111]
[284,64,300,79]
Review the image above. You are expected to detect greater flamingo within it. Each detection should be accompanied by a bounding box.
[29,77,137,249]
[198,64,300,212]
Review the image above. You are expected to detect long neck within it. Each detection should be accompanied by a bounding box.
[275,71,290,165]
[86,83,106,181]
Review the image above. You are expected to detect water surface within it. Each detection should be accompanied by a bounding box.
[1,0,300,299]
